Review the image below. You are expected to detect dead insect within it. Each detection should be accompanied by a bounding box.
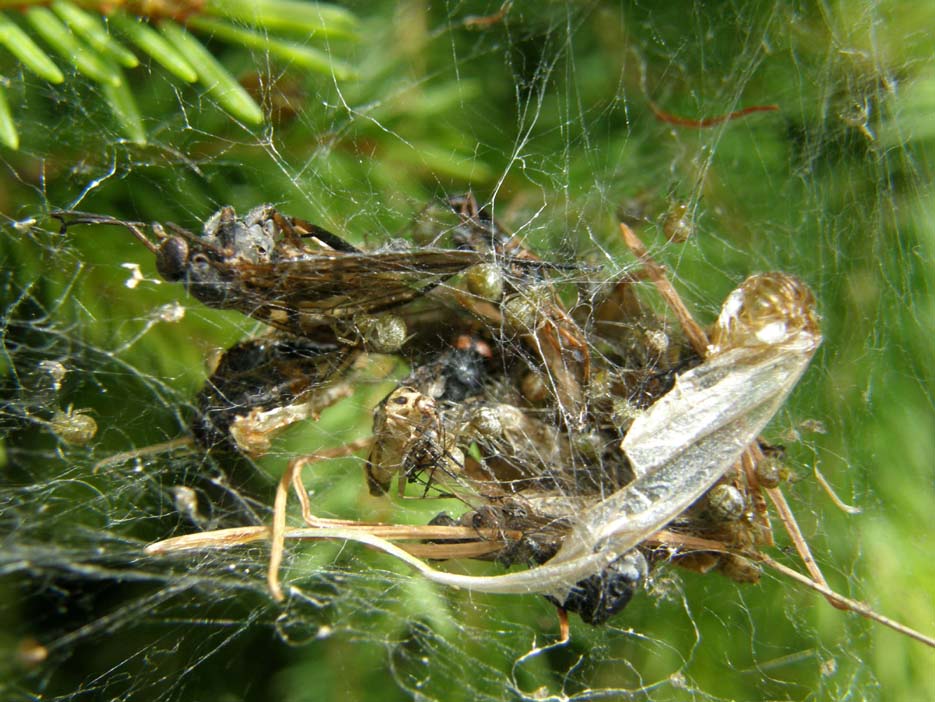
[277,267,818,618]
[366,336,496,496]
[193,334,358,456]
[366,386,465,496]
[52,205,486,350]
[54,203,503,466]
[545,549,649,625]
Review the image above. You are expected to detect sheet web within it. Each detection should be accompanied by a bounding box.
[2,2,933,701]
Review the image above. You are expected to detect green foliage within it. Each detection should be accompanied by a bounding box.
[0,0,360,146]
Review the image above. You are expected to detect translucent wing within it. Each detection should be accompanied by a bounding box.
[229,249,484,326]
[563,337,819,564]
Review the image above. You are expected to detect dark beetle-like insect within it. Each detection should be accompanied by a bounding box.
[193,334,358,455]
[546,549,650,625]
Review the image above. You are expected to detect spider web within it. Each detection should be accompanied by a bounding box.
[2,2,934,701]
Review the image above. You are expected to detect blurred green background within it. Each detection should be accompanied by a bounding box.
[1,1,932,700]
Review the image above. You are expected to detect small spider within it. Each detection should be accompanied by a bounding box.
[366,386,464,497]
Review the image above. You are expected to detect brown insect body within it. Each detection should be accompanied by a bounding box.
[54,205,487,346]
[153,205,485,337]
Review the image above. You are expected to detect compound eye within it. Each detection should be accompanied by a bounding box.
[186,253,217,287]
[155,237,189,282]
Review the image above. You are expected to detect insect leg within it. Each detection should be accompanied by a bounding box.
[291,438,373,528]
[269,437,372,601]
[618,222,709,356]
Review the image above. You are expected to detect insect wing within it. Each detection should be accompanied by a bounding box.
[585,338,820,550]
[232,249,483,324]
[376,274,822,600]
[548,273,823,584]
[404,332,821,601]
[56,207,482,331]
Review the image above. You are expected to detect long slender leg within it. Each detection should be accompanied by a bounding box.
[618,222,709,357]
[268,438,372,601]
[291,438,373,527]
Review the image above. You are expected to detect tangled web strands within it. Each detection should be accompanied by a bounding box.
[3,2,934,701]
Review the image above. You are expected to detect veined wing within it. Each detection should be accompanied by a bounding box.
[224,248,484,328]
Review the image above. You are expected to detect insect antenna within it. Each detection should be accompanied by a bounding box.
[50,210,160,254]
